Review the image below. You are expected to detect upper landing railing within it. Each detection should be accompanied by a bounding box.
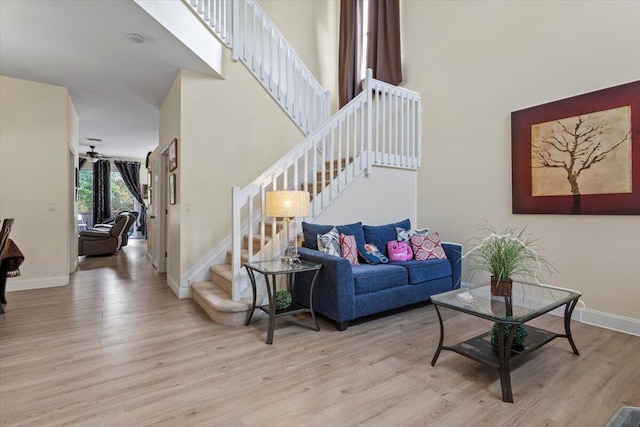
[187,0,331,135]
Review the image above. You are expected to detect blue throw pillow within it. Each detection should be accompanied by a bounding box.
[362,219,411,258]
[302,221,365,250]
[357,242,389,265]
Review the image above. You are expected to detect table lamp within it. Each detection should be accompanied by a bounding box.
[266,190,310,263]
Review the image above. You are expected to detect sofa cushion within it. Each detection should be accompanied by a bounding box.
[352,264,408,294]
[362,219,411,258]
[391,259,452,284]
[302,221,365,250]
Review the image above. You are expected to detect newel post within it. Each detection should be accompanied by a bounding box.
[231,186,241,301]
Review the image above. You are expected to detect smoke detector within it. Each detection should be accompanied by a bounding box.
[127,33,145,44]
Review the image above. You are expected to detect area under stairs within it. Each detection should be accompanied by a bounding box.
[191,159,348,326]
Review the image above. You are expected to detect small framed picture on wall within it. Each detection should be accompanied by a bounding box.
[168,138,178,172]
[169,173,176,205]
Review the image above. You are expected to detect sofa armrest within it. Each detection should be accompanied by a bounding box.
[295,247,356,323]
[442,242,462,290]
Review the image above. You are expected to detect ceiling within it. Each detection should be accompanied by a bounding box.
[0,0,215,160]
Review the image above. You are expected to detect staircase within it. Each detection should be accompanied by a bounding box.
[186,0,422,325]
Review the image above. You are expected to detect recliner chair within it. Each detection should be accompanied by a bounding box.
[93,211,138,246]
[78,213,128,256]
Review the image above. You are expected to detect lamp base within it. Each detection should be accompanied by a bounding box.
[280,254,301,264]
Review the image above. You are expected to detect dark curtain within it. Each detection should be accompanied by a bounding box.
[114,160,147,237]
[338,0,364,108]
[367,0,403,86]
[79,158,87,170]
[93,160,111,225]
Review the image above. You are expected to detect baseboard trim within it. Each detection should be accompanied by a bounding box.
[167,275,192,299]
[579,309,640,337]
[535,302,638,337]
[459,282,639,337]
[180,237,230,289]
[6,276,69,292]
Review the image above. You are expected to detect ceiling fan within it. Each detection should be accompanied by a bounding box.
[82,145,114,163]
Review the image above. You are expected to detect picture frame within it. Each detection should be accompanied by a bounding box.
[169,173,176,205]
[511,80,640,215]
[142,184,149,201]
[168,138,178,172]
[75,167,79,188]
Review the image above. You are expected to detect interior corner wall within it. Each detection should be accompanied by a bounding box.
[67,93,80,272]
[0,76,75,290]
[402,1,640,320]
[157,72,182,289]
[178,62,305,277]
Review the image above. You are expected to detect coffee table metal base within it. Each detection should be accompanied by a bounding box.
[431,297,580,403]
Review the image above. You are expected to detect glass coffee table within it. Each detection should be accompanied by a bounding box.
[430,281,581,403]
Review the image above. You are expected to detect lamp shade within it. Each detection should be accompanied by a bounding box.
[266,191,310,218]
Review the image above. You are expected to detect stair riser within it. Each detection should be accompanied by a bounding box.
[225,251,250,265]
[212,272,233,295]
[243,235,273,254]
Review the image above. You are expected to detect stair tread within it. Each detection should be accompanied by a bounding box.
[191,281,251,313]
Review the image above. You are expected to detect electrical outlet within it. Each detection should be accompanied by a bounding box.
[47,202,56,211]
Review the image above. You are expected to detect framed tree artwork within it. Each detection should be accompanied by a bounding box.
[168,138,178,172]
[511,81,640,215]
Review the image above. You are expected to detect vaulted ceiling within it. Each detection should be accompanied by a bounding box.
[0,0,213,159]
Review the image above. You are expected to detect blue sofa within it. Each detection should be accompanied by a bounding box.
[293,219,462,330]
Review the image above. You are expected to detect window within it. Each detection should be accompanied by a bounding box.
[77,168,135,227]
[78,169,94,228]
[110,171,135,216]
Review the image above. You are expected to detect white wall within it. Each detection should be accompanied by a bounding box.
[156,72,182,289]
[0,76,78,290]
[313,167,417,227]
[402,1,640,324]
[178,60,305,275]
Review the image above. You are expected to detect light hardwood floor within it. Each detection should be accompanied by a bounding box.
[1,240,638,426]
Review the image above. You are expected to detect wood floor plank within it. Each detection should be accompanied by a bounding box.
[1,240,639,426]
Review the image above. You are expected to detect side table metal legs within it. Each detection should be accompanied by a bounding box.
[245,268,258,326]
[307,269,321,332]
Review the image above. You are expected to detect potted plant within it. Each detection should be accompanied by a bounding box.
[465,223,555,296]
[491,319,528,352]
[465,223,555,351]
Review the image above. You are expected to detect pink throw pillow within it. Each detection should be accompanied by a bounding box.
[340,234,359,266]
[410,232,447,260]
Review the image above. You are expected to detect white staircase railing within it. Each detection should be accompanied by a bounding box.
[187,0,331,135]
[230,70,421,300]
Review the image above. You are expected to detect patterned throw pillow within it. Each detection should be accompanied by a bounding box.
[340,233,359,266]
[410,232,447,260]
[396,227,429,243]
[357,242,389,265]
[317,227,341,257]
